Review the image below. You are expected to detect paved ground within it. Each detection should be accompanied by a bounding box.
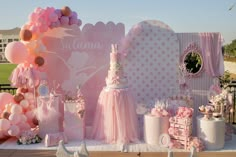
[224,61,236,74]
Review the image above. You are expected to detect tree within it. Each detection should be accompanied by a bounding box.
[224,39,236,57]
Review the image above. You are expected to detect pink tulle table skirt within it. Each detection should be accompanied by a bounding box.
[91,87,139,144]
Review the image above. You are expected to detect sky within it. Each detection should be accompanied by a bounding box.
[0,0,235,44]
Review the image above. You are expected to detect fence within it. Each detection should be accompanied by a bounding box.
[227,80,236,124]
[0,84,17,94]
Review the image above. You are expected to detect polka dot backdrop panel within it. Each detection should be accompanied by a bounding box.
[122,20,180,106]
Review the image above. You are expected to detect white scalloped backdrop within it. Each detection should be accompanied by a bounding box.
[123,20,179,106]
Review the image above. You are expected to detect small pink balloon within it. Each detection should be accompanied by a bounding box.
[29,25,38,34]
[0,92,14,111]
[9,113,21,125]
[34,7,43,13]
[28,12,37,22]
[4,41,29,64]
[21,114,27,122]
[0,119,11,131]
[8,125,20,137]
[39,24,48,33]
[0,130,6,139]
[69,17,79,25]
[24,92,34,100]
[54,9,62,18]
[60,16,69,25]
[18,122,31,131]
[71,11,78,18]
[20,99,29,109]
[25,110,35,121]
[10,104,23,114]
[49,12,58,22]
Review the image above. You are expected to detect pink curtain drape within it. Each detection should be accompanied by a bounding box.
[200,33,224,77]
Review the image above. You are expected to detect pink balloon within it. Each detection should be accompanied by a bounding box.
[28,12,37,22]
[18,122,31,131]
[54,9,62,18]
[60,16,69,25]
[4,41,29,64]
[49,12,58,22]
[71,11,78,19]
[0,130,6,139]
[10,104,22,114]
[8,125,20,137]
[39,24,48,33]
[0,92,14,111]
[20,99,29,109]
[29,25,38,34]
[24,92,34,100]
[9,113,21,125]
[25,110,35,121]
[0,119,11,131]
[69,17,79,25]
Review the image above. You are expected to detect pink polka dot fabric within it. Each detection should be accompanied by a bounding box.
[122,20,180,105]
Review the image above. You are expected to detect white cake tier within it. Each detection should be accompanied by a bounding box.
[105,75,128,89]
[144,114,170,145]
[197,116,225,150]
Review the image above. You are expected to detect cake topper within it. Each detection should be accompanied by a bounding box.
[111,44,118,53]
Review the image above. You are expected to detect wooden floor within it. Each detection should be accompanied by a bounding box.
[0,150,236,157]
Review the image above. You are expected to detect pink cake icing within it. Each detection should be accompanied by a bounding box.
[105,44,128,89]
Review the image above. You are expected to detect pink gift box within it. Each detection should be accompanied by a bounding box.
[45,132,68,147]
[64,102,85,140]
[37,94,64,138]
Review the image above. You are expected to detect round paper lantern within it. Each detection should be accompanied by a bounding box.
[8,125,20,136]
[13,93,24,103]
[19,29,32,41]
[0,92,14,111]
[34,56,45,66]
[61,6,71,16]
[4,41,29,64]
[0,119,11,131]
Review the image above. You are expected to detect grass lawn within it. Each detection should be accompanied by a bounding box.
[0,63,17,84]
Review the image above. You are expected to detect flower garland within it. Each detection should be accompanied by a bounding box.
[17,130,42,145]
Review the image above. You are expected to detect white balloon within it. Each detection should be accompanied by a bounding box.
[20,99,29,109]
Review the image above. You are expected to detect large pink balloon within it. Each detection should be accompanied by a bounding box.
[0,119,11,131]
[4,41,29,64]
[0,92,14,111]
[9,113,21,125]
[8,125,20,137]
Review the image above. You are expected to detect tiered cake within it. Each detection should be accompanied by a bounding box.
[105,44,128,89]
[91,44,139,144]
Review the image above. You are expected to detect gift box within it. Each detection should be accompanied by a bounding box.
[37,94,64,138]
[45,132,68,147]
[64,102,85,140]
